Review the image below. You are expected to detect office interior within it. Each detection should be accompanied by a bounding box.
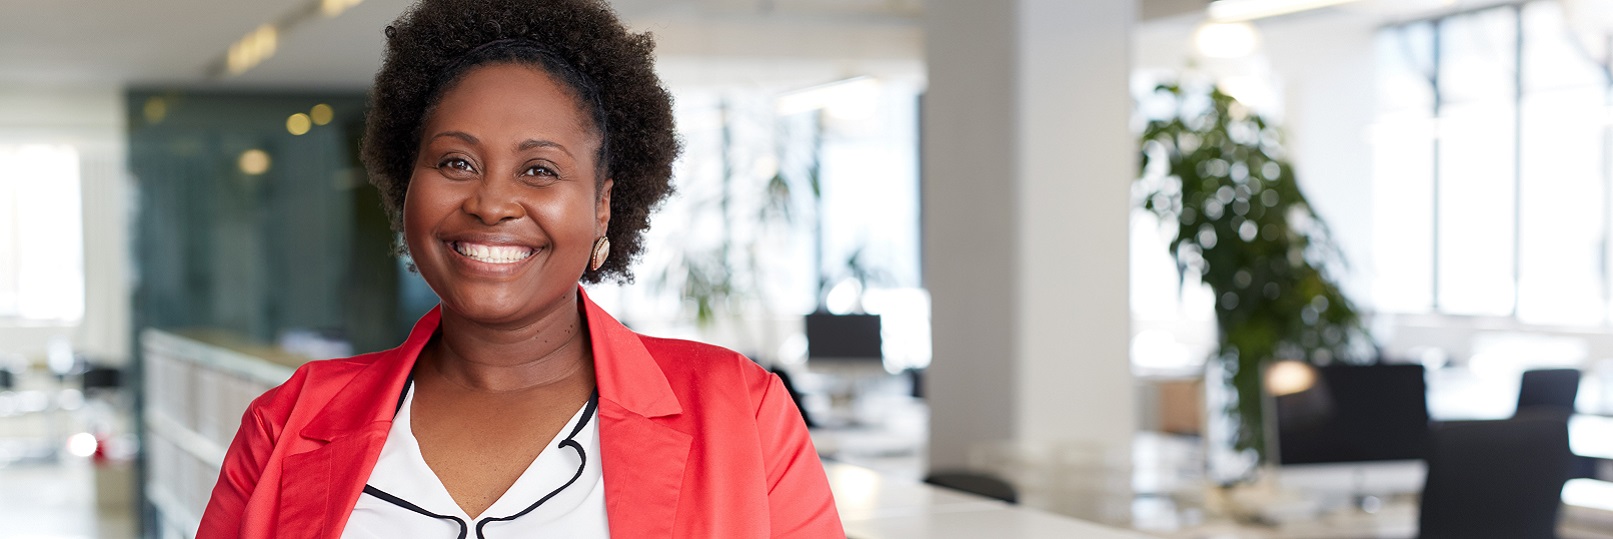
[2,0,1612,537]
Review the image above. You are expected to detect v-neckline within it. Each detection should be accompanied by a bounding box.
[391,384,592,521]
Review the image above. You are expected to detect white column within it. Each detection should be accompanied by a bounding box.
[924,0,1136,521]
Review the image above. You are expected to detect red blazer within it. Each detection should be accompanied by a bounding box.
[198,288,843,538]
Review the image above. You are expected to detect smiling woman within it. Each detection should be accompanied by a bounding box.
[405,64,612,329]
[194,1,843,538]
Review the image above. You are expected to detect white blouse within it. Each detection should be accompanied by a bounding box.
[339,383,608,539]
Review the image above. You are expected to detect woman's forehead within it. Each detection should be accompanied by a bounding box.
[423,63,602,153]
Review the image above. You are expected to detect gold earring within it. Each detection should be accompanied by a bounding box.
[590,236,610,271]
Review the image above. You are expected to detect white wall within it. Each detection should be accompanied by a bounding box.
[0,85,131,365]
[1261,14,1380,303]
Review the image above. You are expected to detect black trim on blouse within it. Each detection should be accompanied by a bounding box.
[361,484,469,539]
[360,388,601,539]
[394,374,414,415]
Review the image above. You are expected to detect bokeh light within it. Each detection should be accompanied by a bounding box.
[286,113,312,135]
[309,104,334,126]
[239,149,271,175]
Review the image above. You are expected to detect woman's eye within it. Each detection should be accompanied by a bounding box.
[438,157,475,174]
[522,164,558,178]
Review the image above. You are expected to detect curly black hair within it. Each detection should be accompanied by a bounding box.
[362,0,679,283]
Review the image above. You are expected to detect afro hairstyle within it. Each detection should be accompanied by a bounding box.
[361,0,679,283]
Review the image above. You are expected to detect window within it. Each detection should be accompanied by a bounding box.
[589,80,927,368]
[1374,2,1612,325]
[0,144,85,322]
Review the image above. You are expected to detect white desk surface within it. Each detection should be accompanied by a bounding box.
[845,507,1163,539]
[826,461,1159,539]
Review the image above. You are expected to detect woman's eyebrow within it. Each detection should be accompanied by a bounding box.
[517,139,572,157]
[430,131,479,146]
[429,131,574,158]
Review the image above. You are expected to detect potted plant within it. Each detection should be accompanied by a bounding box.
[1136,81,1374,478]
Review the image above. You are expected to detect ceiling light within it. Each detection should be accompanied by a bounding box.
[227,24,279,75]
[321,0,364,18]
[1208,0,1363,22]
[1194,21,1263,59]
[216,0,365,78]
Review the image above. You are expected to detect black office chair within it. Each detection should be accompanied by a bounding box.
[768,366,815,429]
[1516,368,1581,417]
[905,367,924,400]
[923,470,1018,504]
[1418,416,1574,539]
[81,365,122,393]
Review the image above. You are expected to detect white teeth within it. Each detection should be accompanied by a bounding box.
[453,242,534,264]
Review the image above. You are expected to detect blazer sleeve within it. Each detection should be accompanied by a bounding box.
[197,396,276,538]
[755,373,845,538]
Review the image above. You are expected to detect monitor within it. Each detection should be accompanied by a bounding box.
[1272,363,1430,465]
[805,313,882,361]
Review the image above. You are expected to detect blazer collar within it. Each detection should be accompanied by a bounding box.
[298,286,681,440]
[300,305,439,442]
[279,305,438,537]
[578,288,691,537]
[282,288,689,538]
[578,287,682,419]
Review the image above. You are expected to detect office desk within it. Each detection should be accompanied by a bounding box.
[825,461,1158,539]
[846,508,1163,539]
[1152,479,1613,539]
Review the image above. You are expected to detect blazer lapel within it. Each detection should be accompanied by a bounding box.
[598,399,693,536]
[273,292,690,536]
[275,425,389,537]
[580,288,693,535]
[276,306,439,538]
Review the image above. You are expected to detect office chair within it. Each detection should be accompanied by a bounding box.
[923,470,1018,504]
[1516,368,1581,417]
[81,365,122,393]
[768,366,815,429]
[905,367,924,400]
[1418,416,1574,539]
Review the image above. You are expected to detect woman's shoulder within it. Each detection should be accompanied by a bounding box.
[635,334,766,373]
[247,350,397,419]
[634,335,774,393]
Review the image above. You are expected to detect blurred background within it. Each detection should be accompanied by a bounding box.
[2,0,1612,537]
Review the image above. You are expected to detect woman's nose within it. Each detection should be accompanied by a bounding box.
[461,178,524,224]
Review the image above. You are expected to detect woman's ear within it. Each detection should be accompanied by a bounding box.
[596,178,614,235]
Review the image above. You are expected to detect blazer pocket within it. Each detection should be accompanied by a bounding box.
[278,447,334,538]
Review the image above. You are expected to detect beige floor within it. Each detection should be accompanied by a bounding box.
[0,456,136,539]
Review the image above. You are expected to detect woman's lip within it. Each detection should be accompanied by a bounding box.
[443,239,541,273]
[449,240,537,264]
[439,232,539,250]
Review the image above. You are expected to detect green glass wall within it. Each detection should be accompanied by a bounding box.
[127,90,424,354]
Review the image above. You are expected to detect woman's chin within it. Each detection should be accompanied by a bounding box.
[439,286,571,326]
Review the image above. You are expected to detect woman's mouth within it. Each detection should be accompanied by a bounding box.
[450,241,537,264]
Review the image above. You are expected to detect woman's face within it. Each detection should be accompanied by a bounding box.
[403,63,612,326]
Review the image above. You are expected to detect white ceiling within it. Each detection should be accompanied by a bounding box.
[0,0,1492,90]
[0,0,923,90]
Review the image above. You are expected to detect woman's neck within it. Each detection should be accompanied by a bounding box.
[426,297,594,393]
